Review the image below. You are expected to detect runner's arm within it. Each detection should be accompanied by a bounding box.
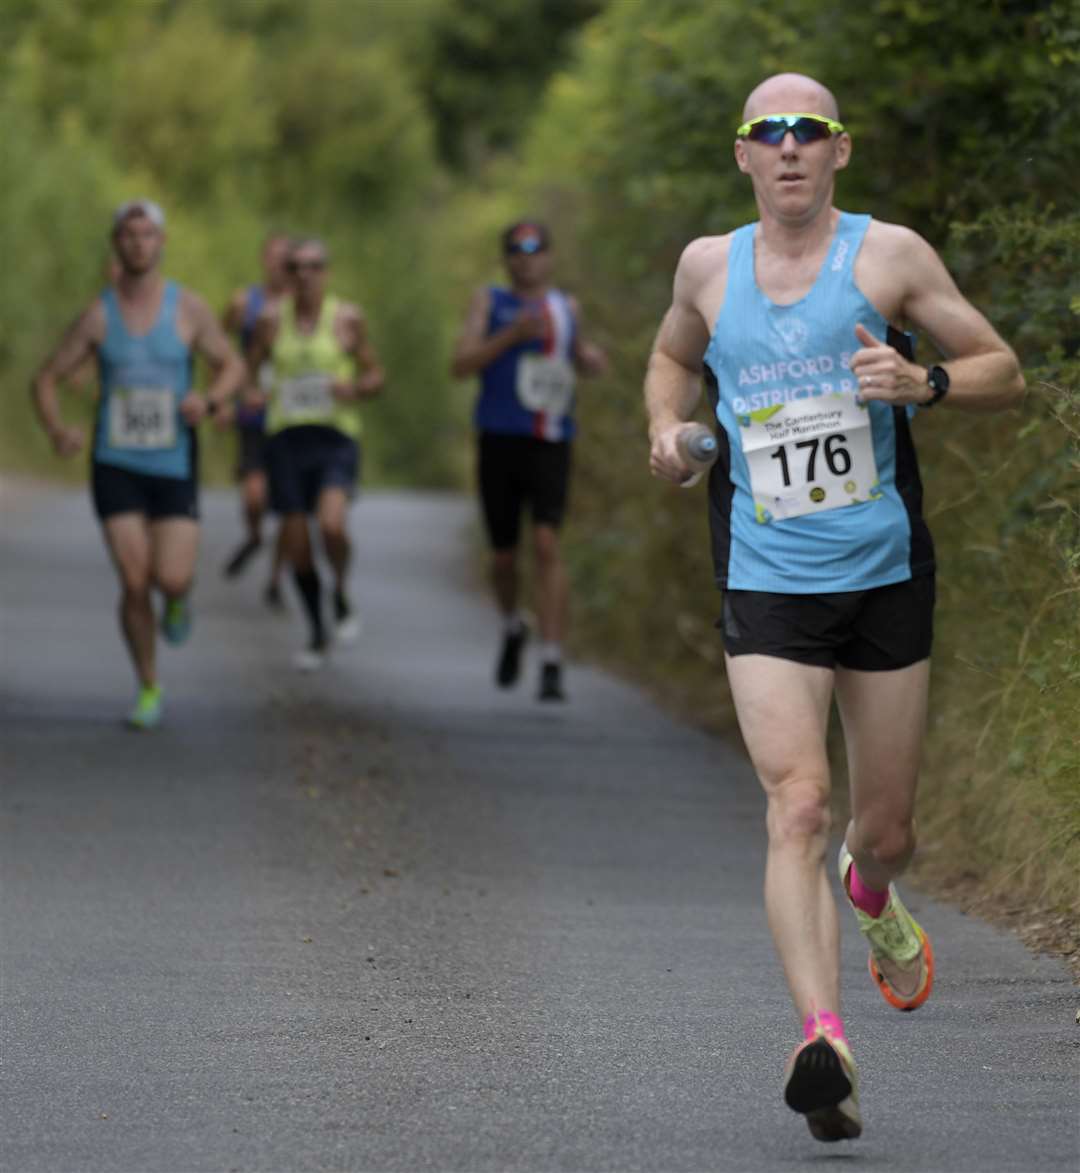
[30,302,105,457]
[450,287,537,377]
[186,292,246,414]
[854,228,1025,412]
[222,287,248,339]
[645,243,713,482]
[335,304,385,400]
[567,296,609,378]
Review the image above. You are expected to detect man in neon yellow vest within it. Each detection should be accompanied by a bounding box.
[248,238,385,670]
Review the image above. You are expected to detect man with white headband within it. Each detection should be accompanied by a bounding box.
[644,74,1024,1142]
[32,199,244,728]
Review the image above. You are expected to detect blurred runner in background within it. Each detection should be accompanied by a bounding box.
[450,220,608,702]
[220,233,291,606]
[247,237,385,671]
[31,199,244,728]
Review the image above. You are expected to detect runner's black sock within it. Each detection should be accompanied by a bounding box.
[293,568,325,646]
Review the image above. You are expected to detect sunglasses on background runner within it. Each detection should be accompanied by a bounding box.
[288,259,326,272]
[736,113,846,144]
[505,237,546,256]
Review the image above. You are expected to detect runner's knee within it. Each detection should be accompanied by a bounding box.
[766,778,832,845]
[533,527,560,566]
[319,516,347,547]
[850,817,915,872]
[492,548,517,574]
[116,562,152,598]
[155,569,193,599]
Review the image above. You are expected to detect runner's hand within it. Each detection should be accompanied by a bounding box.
[850,324,929,405]
[353,370,386,398]
[577,340,610,376]
[649,423,695,485]
[179,393,209,426]
[212,401,236,430]
[512,307,548,343]
[49,424,84,459]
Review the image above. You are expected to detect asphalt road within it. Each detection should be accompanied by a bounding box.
[1,484,1076,1173]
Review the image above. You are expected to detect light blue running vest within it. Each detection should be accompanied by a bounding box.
[704,212,934,593]
[94,281,194,479]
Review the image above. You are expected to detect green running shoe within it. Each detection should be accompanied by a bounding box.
[161,596,192,645]
[127,685,163,730]
[838,841,934,1011]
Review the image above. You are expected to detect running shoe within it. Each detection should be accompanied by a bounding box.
[538,661,566,702]
[223,537,261,578]
[783,1025,862,1142]
[127,685,163,730]
[293,636,328,673]
[161,597,192,646]
[496,622,528,687]
[838,842,934,1011]
[333,591,361,644]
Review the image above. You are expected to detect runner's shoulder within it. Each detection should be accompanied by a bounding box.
[83,295,109,340]
[862,219,937,269]
[674,234,734,298]
[333,298,364,327]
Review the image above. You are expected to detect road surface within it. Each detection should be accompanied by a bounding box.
[1,484,1076,1172]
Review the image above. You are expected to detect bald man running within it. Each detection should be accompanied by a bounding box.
[645,74,1023,1141]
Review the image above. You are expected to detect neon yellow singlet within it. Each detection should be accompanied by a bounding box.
[267,295,361,439]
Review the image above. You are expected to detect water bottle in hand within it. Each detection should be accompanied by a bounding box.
[677,423,718,488]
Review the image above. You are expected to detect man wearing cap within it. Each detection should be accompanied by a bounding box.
[31,199,245,729]
[451,220,608,701]
[247,237,385,671]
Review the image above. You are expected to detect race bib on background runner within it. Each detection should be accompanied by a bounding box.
[108,387,176,449]
[738,393,880,522]
[516,355,575,417]
[278,372,334,420]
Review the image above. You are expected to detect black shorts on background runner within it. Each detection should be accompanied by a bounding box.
[91,461,199,521]
[478,433,571,550]
[266,424,359,515]
[720,574,935,671]
[236,427,267,478]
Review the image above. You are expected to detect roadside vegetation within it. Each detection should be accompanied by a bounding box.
[1,0,1075,959]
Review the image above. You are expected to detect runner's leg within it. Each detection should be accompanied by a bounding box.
[724,652,839,1022]
[102,513,156,687]
[282,511,324,650]
[835,660,931,999]
[835,660,928,889]
[242,467,267,546]
[492,547,519,615]
[532,523,568,646]
[316,485,350,596]
[151,517,199,603]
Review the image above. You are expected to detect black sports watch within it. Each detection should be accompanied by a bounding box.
[925,365,950,407]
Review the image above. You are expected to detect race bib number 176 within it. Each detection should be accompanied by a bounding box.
[739,393,880,523]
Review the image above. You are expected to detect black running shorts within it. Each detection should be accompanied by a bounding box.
[266,424,359,515]
[478,432,571,550]
[719,575,935,671]
[235,426,268,478]
[91,461,199,522]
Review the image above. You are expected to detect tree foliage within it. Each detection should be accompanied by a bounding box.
[476,0,1079,922]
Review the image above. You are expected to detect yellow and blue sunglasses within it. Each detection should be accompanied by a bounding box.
[736,113,845,144]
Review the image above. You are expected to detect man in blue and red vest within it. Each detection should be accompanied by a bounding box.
[451,221,608,702]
